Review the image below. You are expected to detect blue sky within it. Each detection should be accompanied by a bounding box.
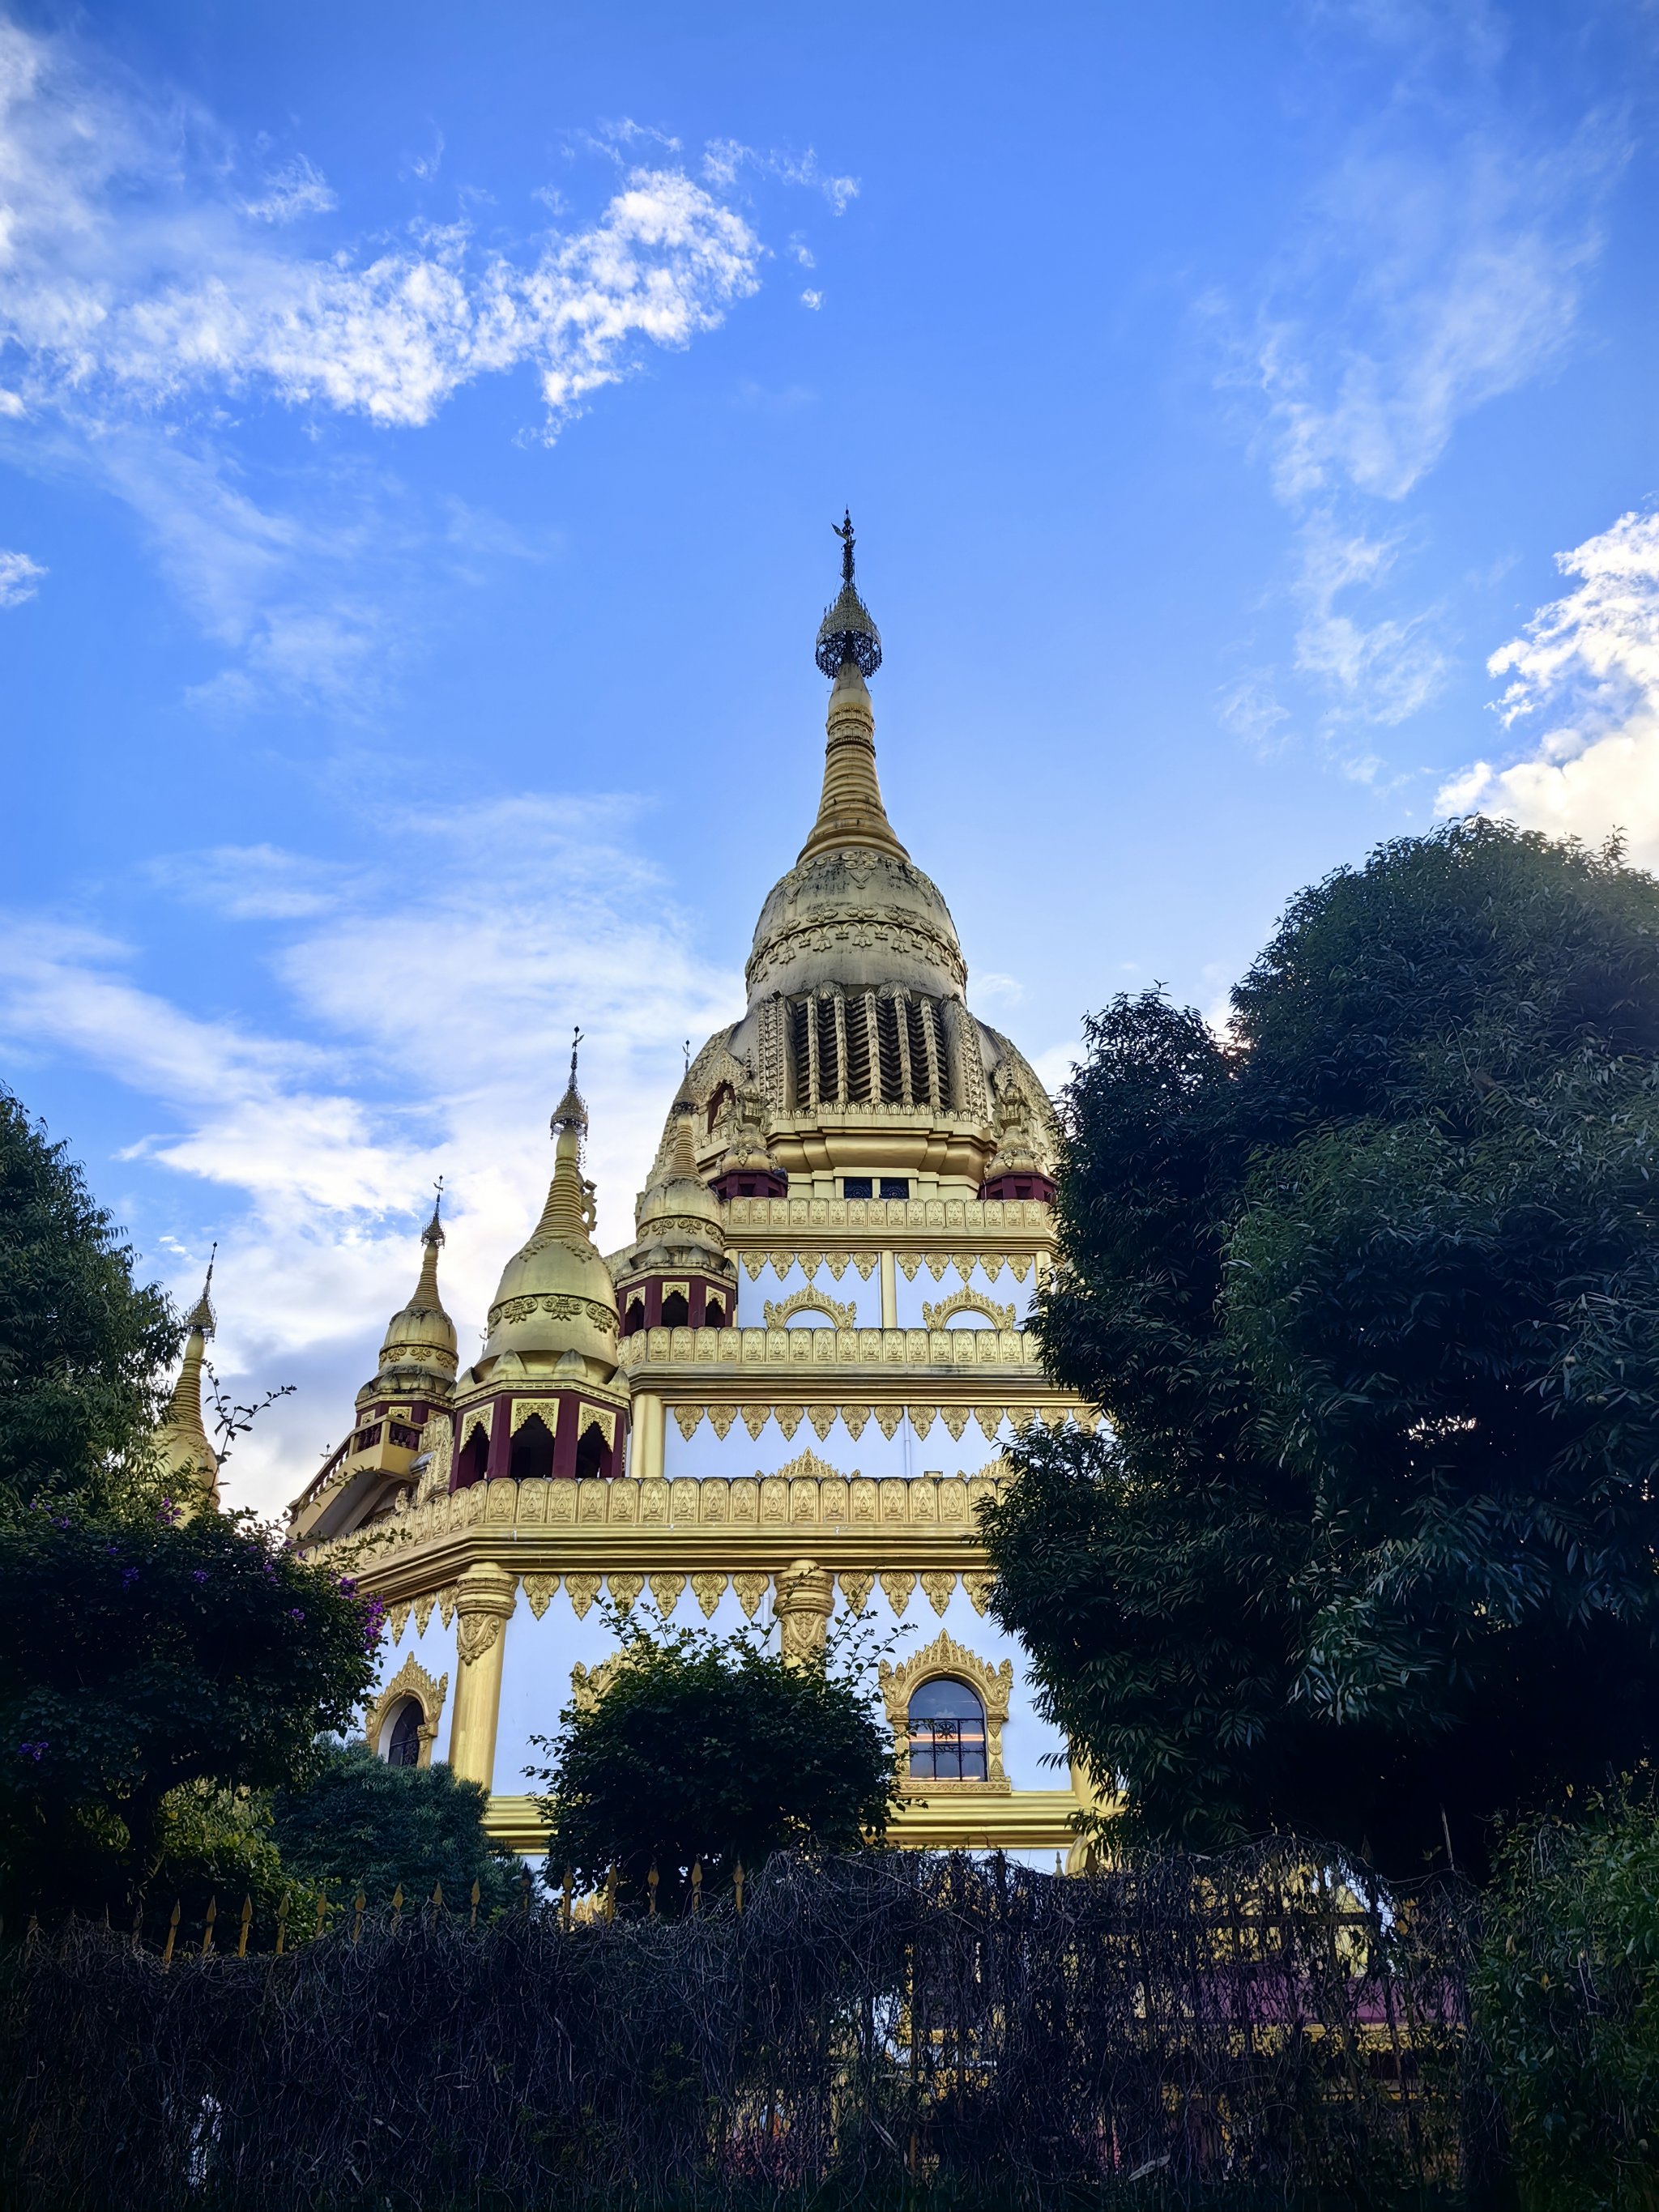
[2,0,1657,1512]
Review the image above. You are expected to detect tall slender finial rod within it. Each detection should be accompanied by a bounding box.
[570,1026,583,1085]
[815,512,882,680]
[833,508,855,586]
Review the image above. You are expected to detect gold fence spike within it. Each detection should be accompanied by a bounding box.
[733,1861,745,1917]
[237,1895,252,1958]
[201,1896,217,1958]
[161,1901,180,1968]
[520,1866,532,1916]
[352,1890,365,1945]
[646,1861,659,1919]
[469,1877,480,1931]
[691,1860,703,1915]
[603,1866,616,1924]
[275,1893,289,1957]
[561,1869,573,1933]
[429,1881,442,1926]
[390,1883,403,1933]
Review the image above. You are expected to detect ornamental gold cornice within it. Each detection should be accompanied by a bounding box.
[616,1322,1048,1375]
[722,1194,1051,1237]
[486,1290,619,1336]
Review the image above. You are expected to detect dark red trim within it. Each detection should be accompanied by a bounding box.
[978,1173,1056,1204]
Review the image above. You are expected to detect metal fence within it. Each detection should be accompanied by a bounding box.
[0,1843,1485,2211]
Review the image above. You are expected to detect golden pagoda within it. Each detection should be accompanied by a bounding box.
[153,1260,221,1513]
[291,522,1101,1854]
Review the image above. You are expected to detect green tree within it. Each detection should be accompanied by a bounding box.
[983,821,1659,1876]
[527,1610,897,1910]
[0,1091,177,1507]
[0,1497,381,1918]
[271,1744,522,1918]
[1475,1788,1659,2212]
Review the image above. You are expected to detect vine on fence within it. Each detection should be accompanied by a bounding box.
[2,1843,1482,2211]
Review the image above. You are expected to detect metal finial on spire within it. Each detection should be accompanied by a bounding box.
[833,508,855,586]
[422,1178,446,1245]
[552,1026,589,1136]
[185,1244,217,1336]
[815,512,882,680]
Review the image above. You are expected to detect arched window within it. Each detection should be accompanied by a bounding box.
[660,1289,689,1330]
[574,1420,610,1481]
[623,1297,646,1337]
[706,1295,726,1329]
[907,1677,987,1782]
[385,1698,422,1769]
[944,1310,994,1328]
[457,1424,490,1488]
[509,1412,555,1482]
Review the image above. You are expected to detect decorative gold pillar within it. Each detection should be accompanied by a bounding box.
[630,1389,665,1481]
[879,1249,898,1331]
[1066,1742,1111,1874]
[774,1558,834,1666]
[448,1563,518,1788]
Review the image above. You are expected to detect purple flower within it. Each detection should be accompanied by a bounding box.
[121,1567,139,1589]
[338,1577,357,1595]
[191,1570,209,1585]
[288,1608,305,1622]
[17,1742,45,1762]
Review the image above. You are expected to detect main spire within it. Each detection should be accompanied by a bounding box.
[800,513,906,865]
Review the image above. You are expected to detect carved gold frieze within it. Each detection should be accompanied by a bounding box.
[763,1285,856,1331]
[922,1287,1016,1332]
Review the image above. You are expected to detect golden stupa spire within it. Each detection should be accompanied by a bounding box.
[801,511,907,865]
[156,1248,220,1512]
[410,1182,446,1308]
[529,1028,591,1247]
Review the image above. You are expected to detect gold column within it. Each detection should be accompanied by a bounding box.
[448,1563,518,1788]
[879,1249,898,1330]
[774,1558,834,1665]
[630,1390,665,1481]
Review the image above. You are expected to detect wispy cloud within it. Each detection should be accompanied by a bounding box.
[0,18,847,710]
[701,137,858,214]
[0,548,43,605]
[0,797,744,1513]
[1212,14,1622,757]
[1438,506,1659,864]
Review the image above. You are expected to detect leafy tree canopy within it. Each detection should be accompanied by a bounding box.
[0,1091,177,1507]
[527,1610,898,1910]
[271,1744,522,1919]
[983,821,1659,1876]
[0,1498,382,1918]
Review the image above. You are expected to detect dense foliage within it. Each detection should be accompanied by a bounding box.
[0,1495,382,1920]
[271,1743,522,1917]
[1,1847,1473,2211]
[0,1091,177,1507]
[528,1611,898,1907]
[983,821,1659,1874]
[1475,1789,1659,2212]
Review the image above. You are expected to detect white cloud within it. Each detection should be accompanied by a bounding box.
[1438,506,1659,863]
[1213,15,1620,759]
[1243,125,1613,506]
[0,799,744,1515]
[1291,520,1448,725]
[0,18,762,435]
[241,156,337,224]
[701,138,858,214]
[0,547,43,604]
[800,288,822,311]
